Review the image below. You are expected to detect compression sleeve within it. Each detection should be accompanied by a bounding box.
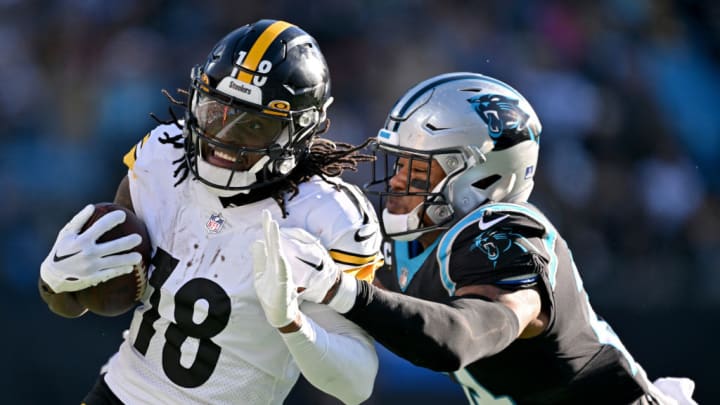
[344,280,520,372]
[281,302,378,405]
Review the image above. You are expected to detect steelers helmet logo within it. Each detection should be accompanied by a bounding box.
[264,100,291,117]
[269,100,290,111]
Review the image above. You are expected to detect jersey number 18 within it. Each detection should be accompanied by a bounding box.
[132,248,231,388]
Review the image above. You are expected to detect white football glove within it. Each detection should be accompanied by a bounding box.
[252,210,357,327]
[252,210,341,328]
[40,204,143,293]
[279,226,340,305]
[252,210,301,328]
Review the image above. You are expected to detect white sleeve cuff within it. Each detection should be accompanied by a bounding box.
[327,272,357,314]
[281,312,321,348]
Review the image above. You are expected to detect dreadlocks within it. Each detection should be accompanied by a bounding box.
[154,89,375,217]
[273,135,375,216]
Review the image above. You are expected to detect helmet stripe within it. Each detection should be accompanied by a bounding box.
[389,73,527,132]
[390,73,479,131]
[236,20,294,83]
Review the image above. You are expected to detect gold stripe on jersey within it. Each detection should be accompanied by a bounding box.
[342,259,384,282]
[329,250,380,266]
[236,20,294,84]
[123,133,151,170]
[330,250,384,282]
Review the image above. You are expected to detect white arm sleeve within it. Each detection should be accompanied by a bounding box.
[281,301,378,405]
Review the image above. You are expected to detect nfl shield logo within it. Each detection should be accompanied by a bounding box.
[399,267,409,290]
[205,213,225,234]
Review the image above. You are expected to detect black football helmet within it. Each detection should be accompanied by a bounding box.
[184,19,332,196]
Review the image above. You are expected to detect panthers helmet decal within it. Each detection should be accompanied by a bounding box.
[468,94,539,150]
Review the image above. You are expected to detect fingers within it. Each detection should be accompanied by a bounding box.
[251,240,267,277]
[64,204,96,233]
[261,209,280,253]
[262,210,282,267]
[260,209,290,285]
[95,233,142,257]
[95,265,136,285]
[261,209,272,236]
[98,251,143,269]
[41,262,137,293]
[83,210,127,241]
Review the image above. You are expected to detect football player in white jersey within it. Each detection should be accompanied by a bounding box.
[38,19,383,405]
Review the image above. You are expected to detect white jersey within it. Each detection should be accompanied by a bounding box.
[103,125,382,404]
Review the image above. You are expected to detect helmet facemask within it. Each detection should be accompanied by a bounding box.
[184,71,323,196]
[366,140,466,241]
[364,72,542,241]
[181,20,332,197]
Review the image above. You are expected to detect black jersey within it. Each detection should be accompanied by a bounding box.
[376,202,652,404]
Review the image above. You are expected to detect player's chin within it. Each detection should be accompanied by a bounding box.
[385,200,410,215]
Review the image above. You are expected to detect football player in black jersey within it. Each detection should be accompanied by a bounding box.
[257,72,698,404]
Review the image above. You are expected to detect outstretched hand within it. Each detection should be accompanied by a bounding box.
[252,210,343,330]
[40,204,143,293]
[252,210,301,329]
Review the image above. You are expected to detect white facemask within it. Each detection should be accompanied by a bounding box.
[197,155,271,197]
[382,203,425,241]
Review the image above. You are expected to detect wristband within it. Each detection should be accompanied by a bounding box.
[327,273,358,314]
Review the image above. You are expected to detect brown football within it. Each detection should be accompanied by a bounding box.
[74,202,151,316]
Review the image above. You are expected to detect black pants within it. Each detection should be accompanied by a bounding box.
[81,374,124,405]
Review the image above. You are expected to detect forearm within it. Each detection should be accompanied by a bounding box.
[113,175,135,212]
[344,280,519,372]
[281,303,378,405]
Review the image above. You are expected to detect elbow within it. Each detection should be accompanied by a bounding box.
[349,353,379,404]
[329,346,379,405]
[343,384,374,405]
[334,368,378,405]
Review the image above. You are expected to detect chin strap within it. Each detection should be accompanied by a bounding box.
[381,204,424,242]
[197,154,272,197]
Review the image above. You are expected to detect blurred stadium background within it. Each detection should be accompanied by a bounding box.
[1,0,718,403]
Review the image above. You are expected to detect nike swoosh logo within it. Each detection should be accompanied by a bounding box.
[53,251,80,262]
[296,257,324,271]
[354,213,376,242]
[354,228,375,242]
[478,213,510,231]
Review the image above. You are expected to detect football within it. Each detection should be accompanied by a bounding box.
[74,202,151,316]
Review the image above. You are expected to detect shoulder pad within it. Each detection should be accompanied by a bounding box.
[447,202,550,238]
[435,202,554,294]
[123,124,184,172]
[292,178,383,282]
[474,205,546,236]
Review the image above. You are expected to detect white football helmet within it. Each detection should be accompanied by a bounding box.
[365,72,542,240]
